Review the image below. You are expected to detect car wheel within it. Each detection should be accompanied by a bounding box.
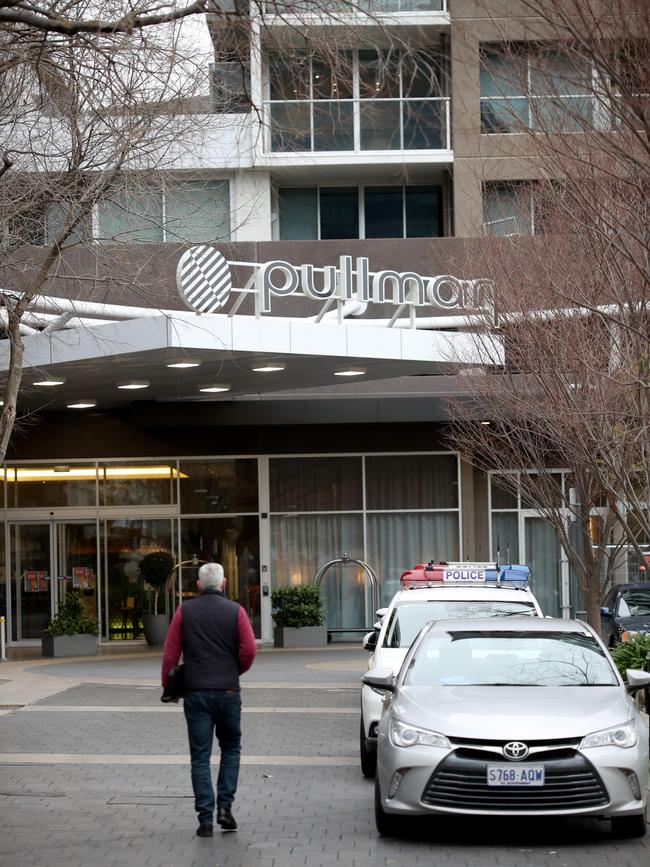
[374,777,401,836]
[360,716,377,778]
[611,813,647,838]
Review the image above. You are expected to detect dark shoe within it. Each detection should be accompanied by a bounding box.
[196,824,213,837]
[217,808,237,831]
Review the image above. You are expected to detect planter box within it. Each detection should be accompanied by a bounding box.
[274,626,327,648]
[143,613,169,646]
[42,633,98,658]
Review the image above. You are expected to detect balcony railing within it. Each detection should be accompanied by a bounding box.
[263,1,448,14]
[265,96,451,153]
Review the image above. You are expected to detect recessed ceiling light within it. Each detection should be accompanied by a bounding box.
[67,400,96,409]
[166,359,202,369]
[34,377,66,387]
[198,384,231,393]
[252,362,287,373]
[117,381,150,390]
[334,368,366,377]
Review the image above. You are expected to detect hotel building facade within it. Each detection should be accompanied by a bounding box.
[1,1,630,645]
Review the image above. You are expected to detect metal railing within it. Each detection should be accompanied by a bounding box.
[263,1,448,14]
[265,96,451,153]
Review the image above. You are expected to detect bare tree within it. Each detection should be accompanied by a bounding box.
[0,10,214,458]
[446,0,650,629]
[0,1,211,35]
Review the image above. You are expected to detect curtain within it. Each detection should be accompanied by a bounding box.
[525,517,561,616]
[367,512,459,606]
[491,512,519,563]
[270,514,364,629]
[365,454,458,510]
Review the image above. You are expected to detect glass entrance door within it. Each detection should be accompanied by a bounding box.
[9,521,98,641]
[523,515,562,617]
[10,523,52,641]
[103,518,176,640]
[55,521,100,635]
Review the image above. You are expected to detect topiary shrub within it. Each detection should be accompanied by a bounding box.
[611,633,650,681]
[271,585,325,628]
[139,551,174,615]
[45,590,98,637]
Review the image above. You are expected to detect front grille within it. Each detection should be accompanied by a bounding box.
[422,752,609,812]
[449,736,581,749]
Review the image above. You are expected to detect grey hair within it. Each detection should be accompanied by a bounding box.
[198,562,225,591]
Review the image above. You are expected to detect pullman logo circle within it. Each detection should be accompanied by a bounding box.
[177,246,232,313]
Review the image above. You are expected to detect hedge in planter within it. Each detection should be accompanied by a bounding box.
[611,633,650,680]
[272,585,326,648]
[42,590,99,657]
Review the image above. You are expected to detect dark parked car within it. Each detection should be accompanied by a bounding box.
[601,582,650,646]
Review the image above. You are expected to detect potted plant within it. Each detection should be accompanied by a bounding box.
[272,584,326,648]
[42,590,99,657]
[140,550,174,646]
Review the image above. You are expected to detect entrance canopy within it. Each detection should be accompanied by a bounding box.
[0,309,502,411]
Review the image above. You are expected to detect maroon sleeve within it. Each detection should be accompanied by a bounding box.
[161,606,183,687]
[237,606,257,674]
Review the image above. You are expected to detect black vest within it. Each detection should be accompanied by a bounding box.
[181,590,241,691]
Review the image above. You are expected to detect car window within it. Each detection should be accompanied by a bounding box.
[404,630,619,687]
[619,589,650,616]
[382,599,537,649]
[617,596,631,616]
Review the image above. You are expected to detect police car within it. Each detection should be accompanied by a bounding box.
[360,561,543,777]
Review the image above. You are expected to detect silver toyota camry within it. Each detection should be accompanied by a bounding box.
[364,618,649,838]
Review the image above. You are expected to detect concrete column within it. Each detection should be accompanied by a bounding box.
[232,170,272,241]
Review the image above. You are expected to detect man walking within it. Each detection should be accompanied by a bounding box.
[162,562,256,837]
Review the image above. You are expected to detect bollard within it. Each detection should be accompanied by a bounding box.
[0,615,5,661]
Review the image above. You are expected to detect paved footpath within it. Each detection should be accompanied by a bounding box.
[0,644,648,867]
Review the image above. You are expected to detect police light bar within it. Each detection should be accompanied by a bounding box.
[400,561,531,589]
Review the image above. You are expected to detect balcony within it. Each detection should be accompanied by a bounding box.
[262,46,451,161]
[266,96,450,153]
[263,1,448,14]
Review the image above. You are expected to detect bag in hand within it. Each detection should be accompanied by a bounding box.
[161,664,185,703]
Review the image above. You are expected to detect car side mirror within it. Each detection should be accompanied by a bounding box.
[600,606,612,617]
[362,670,395,692]
[625,669,650,692]
[375,607,388,620]
[362,631,377,652]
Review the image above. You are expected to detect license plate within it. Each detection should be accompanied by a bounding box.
[487,765,545,786]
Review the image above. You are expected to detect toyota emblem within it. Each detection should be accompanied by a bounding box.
[503,741,529,761]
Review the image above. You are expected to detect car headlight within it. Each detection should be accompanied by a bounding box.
[580,720,638,750]
[389,719,451,749]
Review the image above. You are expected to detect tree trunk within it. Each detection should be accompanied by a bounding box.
[583,565,602,636]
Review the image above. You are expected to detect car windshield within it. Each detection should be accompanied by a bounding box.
[404,630,619,687]
[618,589,650,617]
[382,600,537,648]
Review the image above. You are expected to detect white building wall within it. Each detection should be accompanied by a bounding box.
[232,169,273,241]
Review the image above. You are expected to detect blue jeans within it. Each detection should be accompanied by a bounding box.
[183,690,242,825]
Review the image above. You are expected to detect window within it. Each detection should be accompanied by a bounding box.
[164,181,230,243]
[209,22,250,113]
[278,184,442,240]
[483,181,534,236]
[267,46,449,153]
[480,43,593,134]
[97,180,230,243]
